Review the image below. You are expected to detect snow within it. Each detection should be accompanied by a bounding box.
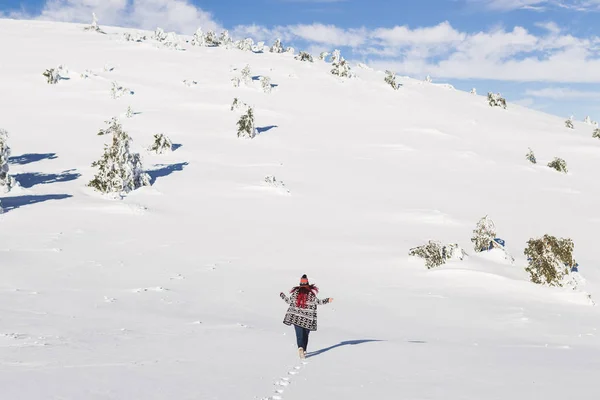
[1,18,600,399]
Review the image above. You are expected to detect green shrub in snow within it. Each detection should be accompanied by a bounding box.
[487,92,507,109]
[471,216,496,252]
[524,235,575,287]
[409,241,465,269]
[548,157,567,173]
[237,107,256,139]
[526,148,537,164]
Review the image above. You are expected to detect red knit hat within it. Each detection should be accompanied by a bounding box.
[300,274,309,286]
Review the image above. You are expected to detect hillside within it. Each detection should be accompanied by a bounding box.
[1,18,599,400]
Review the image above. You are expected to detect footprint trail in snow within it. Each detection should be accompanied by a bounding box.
[260,360,309,400]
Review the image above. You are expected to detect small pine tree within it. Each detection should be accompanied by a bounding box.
[319,51,330,61]
[270,39,284,53]
[43,66,65,84]
[219,30,232,47]
[526,148,537,164]
[191,28,205,46]
[98,117,123,136]
[295,51,313,62]
[548,157,568,173]
[565,118,574,129]
[471,216,496,252]
[593,128,600,139]
[148,133,173,154]
[331,49,352,78]
[89,123,150,194]
[409,241,464,269]
[237,107,256,139]
[384,70,400,90]
[240,65,252,85]
[204,30,219,46]
[261,76,272,94]
[524,235,575,286]
[111,81,132,99]
[487,92,507,109]
[584,116,592,125]
[470,88,477,95]
[0,129,17,193]
[125,106,134,118]
[84,12,105,33]
[231,98,247,111]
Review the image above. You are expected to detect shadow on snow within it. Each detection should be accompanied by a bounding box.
[14,170,81,189]
[0,194,72,212]
[172,143,183,151]
[147,162,188,185]
[256,125,278,135]
[9,153,57,165]
[306,339,384,358]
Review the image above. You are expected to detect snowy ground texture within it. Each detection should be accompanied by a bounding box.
[1,19,600,400]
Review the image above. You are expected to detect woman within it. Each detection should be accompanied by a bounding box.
[280,274,334,359]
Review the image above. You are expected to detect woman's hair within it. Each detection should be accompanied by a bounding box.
[291,284,319,308]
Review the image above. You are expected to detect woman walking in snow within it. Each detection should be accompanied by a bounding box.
[280,274,333,359]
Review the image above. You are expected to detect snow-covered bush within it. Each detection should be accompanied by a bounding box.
[231,77,241,88]
[270,39,284,53]
[237,107,256,139]
[252,41,265,53]
[125,106,134,118]
[285,47,295,54]
[183,80,198,87]
[0,129,17,192]
[43,65,66,84]
[191,28,205,46]
[524,235,576,287]
[425,75,432,83]
[548,157,567,173]
[261,76,272,94]
[84,13,105,33]
[153,27,168,42]
[565,118,574,129]
[241,65,252,85]
[593,128,600,139]
[487,92,507,109]
[123,32,146,42]
[295,51,313,62]
[264,175,290,193]
[471,216,496,253]
[89,123,150,194]
[219,30,232,47]
[110,81,132,99]
[231,97,247,111]
[526,148,537,164]
[204,30,219,47]
[236,38,254,51]
[148,133,173,154]
[319,51,330,61]
[98,117,122,136]
[408,241,465,269]
[584,116,593,125]
[385,70,400,90]
[331,50,352,78]
[470,88,477,95]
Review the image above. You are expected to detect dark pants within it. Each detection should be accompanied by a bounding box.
[294,325,310,351]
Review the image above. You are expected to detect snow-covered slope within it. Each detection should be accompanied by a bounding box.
[1,19,599,400]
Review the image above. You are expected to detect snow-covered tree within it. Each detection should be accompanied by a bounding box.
[471,216,497,252]
[123,32,146,42]
[264,175,290,193]
[191,28,205,46]
[89,122,150,194]
[111,81,132,99]
[252,42,265,53]
[470,88,477,95]
[565,117,574,129]
[98,117,122,136]
[385,70,400,90]
[183,79,198,87]
[330,49,352,78]
[237,106,256,139]
[285,47,295,54]
[0,129,17,193]
[236,38,254,51]
[84,13,105,33]
[295,51,313,62]
[231,77,241,88]
[548,157,568,173]
[162,32,182,49]
[584,115,592,125]
[153,27,168,42]
[219,30,233,47]
[43,65,66,84]
[240,65,252,85]
[204,30,219,46]
[409,241,466,269]
[148,133,173,154]
[261,76,272,94]
[526,147,537,164]
[231,97,247,111]
[125,106,134,118]
[319,51,330,61]
[270,39,284,53]
[593,128,600,139]
[524,235,576,287]
[487,92,507,109]
[425,75,432,83]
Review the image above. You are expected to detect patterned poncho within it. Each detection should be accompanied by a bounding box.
[280,289,330,331]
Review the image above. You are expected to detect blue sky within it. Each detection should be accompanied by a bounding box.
[2,0,600,120]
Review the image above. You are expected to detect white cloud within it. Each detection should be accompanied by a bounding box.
[473,0,600,11]
[524,87,600,98]
[11,0,221,34]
